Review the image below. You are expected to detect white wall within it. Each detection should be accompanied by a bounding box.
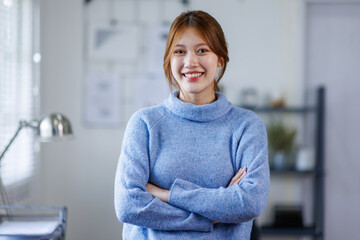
[39,0,124,239]
[38,0,307,239]
[306,2,360,239]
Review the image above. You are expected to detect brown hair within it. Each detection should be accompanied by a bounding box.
[163,10,229,92]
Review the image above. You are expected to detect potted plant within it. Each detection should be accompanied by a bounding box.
[267,122,297,169]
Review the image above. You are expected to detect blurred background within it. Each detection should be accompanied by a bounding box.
[1,0,359,239]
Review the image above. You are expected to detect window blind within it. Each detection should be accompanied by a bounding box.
[0,0,39,187]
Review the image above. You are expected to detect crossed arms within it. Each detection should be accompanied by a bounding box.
[114,113,270,232]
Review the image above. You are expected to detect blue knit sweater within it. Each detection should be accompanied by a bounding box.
[114,91,270,240]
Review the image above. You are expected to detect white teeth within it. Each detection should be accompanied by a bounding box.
[184,73,202,78]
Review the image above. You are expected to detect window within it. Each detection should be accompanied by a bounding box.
[0,0,39,187]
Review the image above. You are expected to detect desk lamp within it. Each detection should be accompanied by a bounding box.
[0,113,73,206]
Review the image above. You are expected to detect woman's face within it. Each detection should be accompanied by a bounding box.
[170,27,221,104]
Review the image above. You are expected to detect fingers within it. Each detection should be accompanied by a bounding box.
[234,170,246,185]
[228,167,247,187]
[229,168,245,186]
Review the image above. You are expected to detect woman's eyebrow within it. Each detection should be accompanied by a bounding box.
[175,43,208,48]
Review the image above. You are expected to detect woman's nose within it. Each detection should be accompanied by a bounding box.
[184,52,199,68]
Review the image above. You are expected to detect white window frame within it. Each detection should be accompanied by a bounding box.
[0,0,40,201]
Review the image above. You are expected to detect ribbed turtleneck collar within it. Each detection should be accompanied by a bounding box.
[163,90,232,122]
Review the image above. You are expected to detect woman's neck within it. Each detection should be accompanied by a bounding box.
[178,90,216,105]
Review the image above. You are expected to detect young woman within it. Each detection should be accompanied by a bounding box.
[114,10,270,240]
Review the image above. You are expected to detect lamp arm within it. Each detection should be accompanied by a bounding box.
[0,120,35,162]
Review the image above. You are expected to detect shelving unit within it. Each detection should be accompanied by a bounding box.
[251,87,325,240]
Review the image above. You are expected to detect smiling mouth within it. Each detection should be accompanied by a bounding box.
[182,72,204,78]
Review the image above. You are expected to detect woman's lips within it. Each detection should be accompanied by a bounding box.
[182,72,204,81]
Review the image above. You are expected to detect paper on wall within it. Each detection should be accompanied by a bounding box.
[133,74,170,111]
[146,23,170,74]
[88,23,140,61]
[84,73,122,127]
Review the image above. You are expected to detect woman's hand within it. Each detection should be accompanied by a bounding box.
[146,183,170,202]
[228,167,247,187]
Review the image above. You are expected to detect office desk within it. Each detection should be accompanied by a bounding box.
[0,205,67,240]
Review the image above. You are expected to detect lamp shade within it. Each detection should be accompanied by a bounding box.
[37,113,73,142]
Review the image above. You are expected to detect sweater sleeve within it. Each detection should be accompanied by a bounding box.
[114,112,213,231]
[168,115,270,223]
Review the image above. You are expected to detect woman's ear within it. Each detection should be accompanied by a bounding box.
[218,57,225,67]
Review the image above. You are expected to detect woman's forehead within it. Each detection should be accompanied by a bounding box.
[174,27,208,46]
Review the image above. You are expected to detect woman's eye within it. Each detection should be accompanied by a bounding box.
[197,49,208,54]
[174,50,185,54]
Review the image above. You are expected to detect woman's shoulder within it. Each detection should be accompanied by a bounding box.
[127,104,167,129]
[228,106,263,123]
[226,106,266,133]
